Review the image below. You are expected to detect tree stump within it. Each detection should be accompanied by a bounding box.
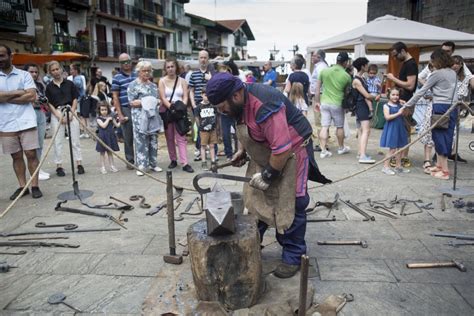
[187,215,264,310]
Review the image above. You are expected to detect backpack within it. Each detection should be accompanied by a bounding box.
[341,78,359,112]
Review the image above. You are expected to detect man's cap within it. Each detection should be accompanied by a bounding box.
[337,52,349,63]
[206,72,244,105]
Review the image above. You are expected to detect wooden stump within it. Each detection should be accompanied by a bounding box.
[187,215,264,310]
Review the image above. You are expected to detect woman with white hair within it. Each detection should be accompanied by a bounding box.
[127,60,163,176]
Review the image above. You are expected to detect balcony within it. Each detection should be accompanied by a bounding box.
[94,41,173,60]
[53,35,89,54]
[0,1,27,33]
[235,36,247,47]
[97,1,162,27]
[169,15,191,28]
[54,0,90,11]
[208,43,228,57]
[191,38,208,51]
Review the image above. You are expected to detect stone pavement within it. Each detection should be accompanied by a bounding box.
[0,115,473,315]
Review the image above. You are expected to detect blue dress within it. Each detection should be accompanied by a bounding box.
[380,103,408,149]
[96,117,120,153]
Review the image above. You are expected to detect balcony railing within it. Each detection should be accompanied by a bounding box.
[0,1,27,32]
[94,41,172,59]
[97,1,163,27]
[53,35,89,54]
[235,36,247,47]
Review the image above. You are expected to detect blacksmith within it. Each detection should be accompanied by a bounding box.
[206,72,330,278]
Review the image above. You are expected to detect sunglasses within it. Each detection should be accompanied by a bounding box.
[120,60,131,65]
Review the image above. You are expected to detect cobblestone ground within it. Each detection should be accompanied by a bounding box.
[1,111,473,315]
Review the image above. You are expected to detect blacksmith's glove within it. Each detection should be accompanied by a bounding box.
[249,164,281,191]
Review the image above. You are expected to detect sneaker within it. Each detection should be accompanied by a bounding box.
[126,162,134,170]
[432,170,449,180]
[194,156,202,162]
[182,164,194,173]
[31,186,43,199]
[168,160,178,169]
[448,154,467,163]
[320,151,332,159]
[100,167,107,174]
[382,167,396,175]
[136,170,144,176]
[77,165,85,174]
[337,146,350,155]
[38,170,50,181]
[194,149,200,157]
[152,166,163,172]
[359,155,376,164]
[202,161,209,171]
[314,145,322,152]
[56,167,66,177]
[273,262,300,279]
[110,165,119,173]
[10,187,30,200]
[401,157,411,168]
[79,133,87,139]
[395,167,410,174]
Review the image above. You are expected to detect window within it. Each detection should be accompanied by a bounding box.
[146,34,156,48]
[54,15,69,36]
[178,31,182,43]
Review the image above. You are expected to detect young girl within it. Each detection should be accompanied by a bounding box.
[289,82,308,116]
[380,88,409,175]
[96,102,120,174]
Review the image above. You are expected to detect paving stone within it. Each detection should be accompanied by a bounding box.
[420,238,474,261]
[317,258,397,282]
[0,273,40,310]
[91,254,165,277]
[453,284,474,309]
[305,221,402,240]
[385,259,474,284]
[389,220,474,240]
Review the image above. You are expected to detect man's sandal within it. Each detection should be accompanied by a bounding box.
[423,160,432,174]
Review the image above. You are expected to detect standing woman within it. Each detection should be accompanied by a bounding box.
[68,64,88,138]
[352,57,379,164]
[127,61,162,176]
[405,49,457,180]
[158,58,194,173]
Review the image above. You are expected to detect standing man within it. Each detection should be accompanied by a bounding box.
[112,53,137,169]
[315,52,352,159]
[309,50,328,152]
[0,45,43,199]
[189,50,214,160]
[206,72,331,278]
[90,67,111,92]
[45,61,85,177]
[262,61,277,88]
[386,42,418,168]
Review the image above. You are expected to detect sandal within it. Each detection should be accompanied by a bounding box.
[432,170,449,180]
[428,165,442,174]
[423,160,432,174]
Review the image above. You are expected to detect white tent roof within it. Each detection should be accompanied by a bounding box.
[307,15,474,54]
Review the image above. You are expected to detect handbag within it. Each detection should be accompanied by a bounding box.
[431,114,449,129]
[159,77,179,127]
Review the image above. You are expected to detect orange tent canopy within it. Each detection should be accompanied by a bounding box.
[12,52,89,65]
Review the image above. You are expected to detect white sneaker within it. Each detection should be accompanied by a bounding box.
[382,167,396,175]
[320,151,332,159]
[194,149,200,157]
[79,133,87,139]
[359,155,376,164]
[100,167,107,174]
[395,167,410,174]
[38,170,50,181]
[136,170,144,176]
[152,166,163,172]
[110,165,118,173]
[337,146,350,155]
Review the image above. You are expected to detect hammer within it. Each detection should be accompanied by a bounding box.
[317,240,368,248]
[441,193,452,212]
[407,260,466,272]
[210,157,250,173]
[163,171,183,265]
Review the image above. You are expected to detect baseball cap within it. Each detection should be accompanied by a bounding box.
[337,52,349,63]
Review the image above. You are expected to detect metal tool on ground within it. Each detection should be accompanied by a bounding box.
[326,193,339,218]
[8,237,69,241]
[365,207,398,219]
[0,228,120,237]
[109,196,134,210]
[175,197,202,221]
[399,202,407,216]
[431,232,474,240]
[447,241,474,247]
[404,202,424,216]
[407,260,466,272]
[146,187,184,216]
[317,240,368,248]
[340,199,375,221]
[0,250,26,255]
[373,205,398,215]
[298,254,309,316]
[35,222,78,230]
[47,292,83,313]
[307,216,336,223]
[0,241,79,248]
[0,262,18,273]
[441,193,452,212]
[129,195,151,209]
[193,172,251,195]
[55,200,127,229]
[163,171,183,265]
[452,199,466,209]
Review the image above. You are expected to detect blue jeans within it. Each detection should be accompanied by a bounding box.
[221,114,236,158]
[35,109,46,159]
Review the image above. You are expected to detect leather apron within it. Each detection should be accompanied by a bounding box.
[236,124,296,234]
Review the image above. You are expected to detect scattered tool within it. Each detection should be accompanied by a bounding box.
[452,199,466,209]
[146,187,184,216]
[0,241,79,248]
[365,207,398,219]
[0,250,26,255]
[193,172,251,195]
[447,241,474,248]
[317,240,368,248]
[431,232,474,240]
[340,200,375,221]
[407,260,466,272]
[441,193,452,212]
[47,293,83,313]
[163,171,183,265]
[109,196,134,211]
[307,216,336,223]
[175,197,202,221]
[298,254,309,316]
[326,193,339,218]
[35,222,78,231]
[55,200,127,229]
[8,237,69,241]
[129,195,151,209]
[210,157,250,173]
[399,202,407,216]
[373,205,398,216]
[404,202,424,216]
[0,262,18,273]
[0,228,120,237]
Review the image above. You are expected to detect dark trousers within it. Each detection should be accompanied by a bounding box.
[121,107,134,163]
[221,114,236,159]
[258,192,309,265]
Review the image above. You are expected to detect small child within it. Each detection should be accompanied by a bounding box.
[366,64,382,96]
[289,82,308,116]
[197,87,217,170]
[380,88,409,175]
[96,102,120,174]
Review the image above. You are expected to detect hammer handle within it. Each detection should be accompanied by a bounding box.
[317,241,361,245]
[407,262,455,269]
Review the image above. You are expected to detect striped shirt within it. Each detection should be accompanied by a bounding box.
[188,70,209,105]
[111,71,137,108]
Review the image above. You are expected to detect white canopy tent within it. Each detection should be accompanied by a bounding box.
[307,15,474,57]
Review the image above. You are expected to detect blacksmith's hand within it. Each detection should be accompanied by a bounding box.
[249,173,270,191]
[231,150,248,167]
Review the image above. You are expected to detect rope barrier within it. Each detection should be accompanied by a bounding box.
[0,110,65,219]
